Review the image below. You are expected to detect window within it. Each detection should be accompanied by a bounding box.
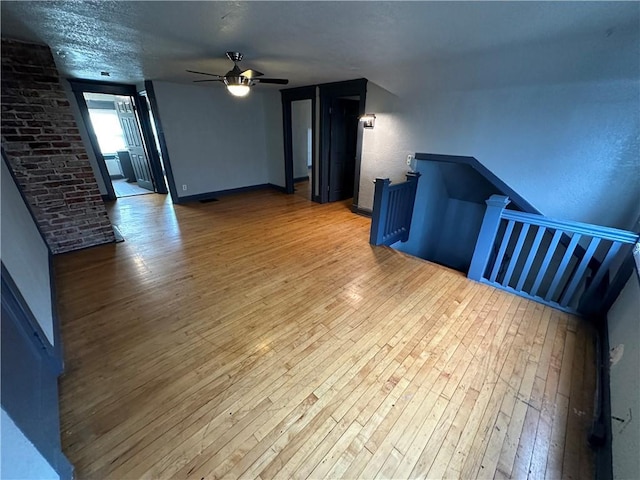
[88,109,126,153]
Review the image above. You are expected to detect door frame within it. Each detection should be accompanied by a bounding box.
[281,86,317,199]
[68,79,167,201]
[281,79,367,206]
[142,81,179,203]
[318,79,367,206]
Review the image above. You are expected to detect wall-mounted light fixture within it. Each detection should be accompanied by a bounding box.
[360,114,376,129]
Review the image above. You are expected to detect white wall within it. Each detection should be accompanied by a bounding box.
[608,272,640,480]
[152,81,283,197]
[360,29,640,231]
[0,160,54,345]
[291,99,312,179]
[359,82,410,209]
[0,409,58,480]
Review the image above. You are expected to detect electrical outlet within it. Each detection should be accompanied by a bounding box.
[182,184,187,191]
[406,154,413,166]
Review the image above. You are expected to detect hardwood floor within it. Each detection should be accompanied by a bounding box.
[54,184,596,479]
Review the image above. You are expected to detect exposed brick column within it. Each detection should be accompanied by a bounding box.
[1,38,115,253]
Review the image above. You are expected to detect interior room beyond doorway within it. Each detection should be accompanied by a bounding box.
[83,92,153,198]
[291,99,313,199]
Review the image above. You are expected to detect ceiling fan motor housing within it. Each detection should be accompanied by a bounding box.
[224,75,252,87]
[226,52,244,63]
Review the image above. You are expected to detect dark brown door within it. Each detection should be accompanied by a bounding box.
[115,96,154,191]
[328,99,359,202]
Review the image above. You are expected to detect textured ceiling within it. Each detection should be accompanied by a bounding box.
[1,1,638,94]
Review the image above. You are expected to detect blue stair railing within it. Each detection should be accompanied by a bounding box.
[370,172,421,246]
[468,195,639,315]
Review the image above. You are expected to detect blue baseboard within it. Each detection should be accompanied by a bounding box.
[591,313,613,480]
[269,183,288,194]
[351,205,372,218]
[175,183,289,204]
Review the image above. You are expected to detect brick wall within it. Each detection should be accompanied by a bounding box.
[1,38,115,253]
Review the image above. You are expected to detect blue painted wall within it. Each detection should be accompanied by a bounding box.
[395,160,499,273]
[394,162,448,260]
[434,199,486,272]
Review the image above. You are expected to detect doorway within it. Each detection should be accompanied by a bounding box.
[84,92,153,198]
[318,79,366,207]
[282,86,317,199]
[291,98,313,199]
[328,97,359,202]
[69,80,167,201]
[282,78,366,208]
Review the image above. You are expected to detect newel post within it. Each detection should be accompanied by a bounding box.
[370,178,391,245]
[468,195,511,280]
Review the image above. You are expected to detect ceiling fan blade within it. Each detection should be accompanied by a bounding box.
[240,69,264,78]
[186,69,224,78]
[193,79,224,83]
[255,78,289,85]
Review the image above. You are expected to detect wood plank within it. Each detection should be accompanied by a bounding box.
[546,392,570,478]
[527,313,567,479]
[495,360,537,477]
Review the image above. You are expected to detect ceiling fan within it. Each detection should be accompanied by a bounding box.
[187,52,288,97]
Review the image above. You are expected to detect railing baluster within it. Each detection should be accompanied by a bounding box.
[530,229,563,297]
[503,223,530,287]
[560,237,600,306]
[545,233,581,301]
[392,189,400,232]
[580,241,622,305]
[393,189,404,232]
[385,189,395,238]
[516,226,546,291]
[489,220,514,283]
[395,189,401,232]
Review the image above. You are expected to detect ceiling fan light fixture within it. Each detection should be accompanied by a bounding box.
[225,75,251,97]
[226,84,251,97]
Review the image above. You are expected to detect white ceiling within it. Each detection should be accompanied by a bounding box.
[1,1,638,95]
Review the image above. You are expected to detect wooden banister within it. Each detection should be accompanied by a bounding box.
[467,195,639,315]
[369,172,421,246]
